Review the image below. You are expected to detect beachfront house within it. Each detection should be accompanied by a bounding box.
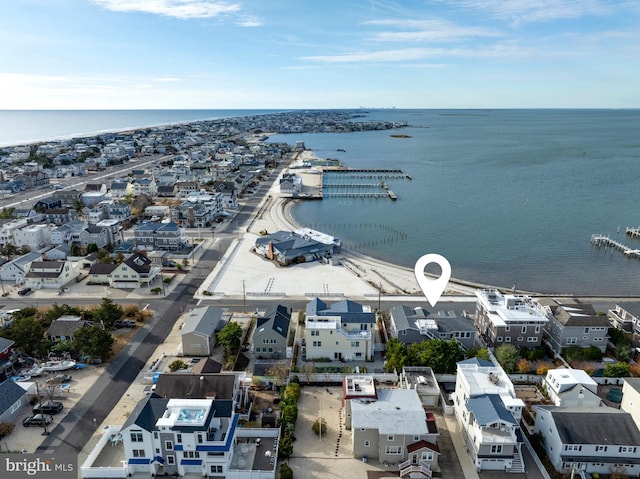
[474,289,548,349]
[304,298,375,361]
[534,406,640,477]
[452,358,525,473]
[537,298,609,355]
[608,302,640,334]
[389,305,477,351]
[254,229,340,266]
[343,375,440,475]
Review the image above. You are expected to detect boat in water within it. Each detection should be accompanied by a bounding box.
[42,359,77,372]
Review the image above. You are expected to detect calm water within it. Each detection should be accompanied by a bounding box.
[0,110,284,147]
[1,109,639,295]
[269,109,640,295]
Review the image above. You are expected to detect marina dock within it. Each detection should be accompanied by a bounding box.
[321,168,406,200]
[591,234,640,258]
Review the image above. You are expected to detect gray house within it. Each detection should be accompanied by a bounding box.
[180,306,226,356]
[389,305,477,350]
[0,380,27,423]
[253,305,292,359]
[538,298,610,355]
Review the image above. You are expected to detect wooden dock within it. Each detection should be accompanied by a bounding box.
[591,234,640,258]
[626,227,640,238]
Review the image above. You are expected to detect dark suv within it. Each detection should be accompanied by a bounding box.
[23,414,53,427]
[17,287,32,296]
[32,401,64,415]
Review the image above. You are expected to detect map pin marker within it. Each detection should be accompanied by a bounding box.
[414,254,451,307]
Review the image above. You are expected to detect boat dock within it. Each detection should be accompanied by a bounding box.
[626,227,640,238]
[591,234,640,258]
[320,168,406,201]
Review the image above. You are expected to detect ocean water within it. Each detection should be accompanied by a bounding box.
[0,109,284,147]
[268,109,640,296]
[1,108,639,295]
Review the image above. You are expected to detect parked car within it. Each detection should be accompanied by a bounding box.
[17,287,32,296]
[114,319,135,328]
[23,414,53,427]
[46,374,72,384]
[32,401,64,414]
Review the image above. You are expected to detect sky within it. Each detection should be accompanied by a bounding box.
[1,0,639,109]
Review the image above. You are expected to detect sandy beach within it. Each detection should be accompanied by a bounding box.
[200,150,479,301]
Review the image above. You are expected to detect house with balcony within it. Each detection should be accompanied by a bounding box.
[474,289,548,349]
[343,375,440,477]
[390,305,476,351]
[109,180,132,199]
[534,406,640,477]
[79,225,112,249]
[133,221,189,252]
[109,252,160,289]
[50,220,86,246]
[0,251,42,282]
[13,223,54,251]
[82,396,280,479]
[24,260,77,290]
[452,358,525,473]
[608,303,640,333]
[131,178,157,197]
[537,298,609,355]
[304,298,375,361]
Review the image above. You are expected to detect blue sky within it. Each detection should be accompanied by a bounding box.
[1,0,639,109]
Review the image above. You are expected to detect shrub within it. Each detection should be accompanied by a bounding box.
[150,287,162,294]
[0,422,15,439]
[279,463,293,479]
[312,418,327,436]
[168,359,189,372]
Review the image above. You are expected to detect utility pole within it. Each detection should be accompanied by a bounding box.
[242,280,246,313]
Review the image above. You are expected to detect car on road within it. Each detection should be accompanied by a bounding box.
[46,374,72,384]
[23,414,54,427]
[17,287,32,296]
[32,401,64,414]
[114,319,135,328]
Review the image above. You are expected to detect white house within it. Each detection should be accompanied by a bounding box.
[12,224,54,251]
[534,406,640,476]
[452,358,525,473]
[543,368,601,407]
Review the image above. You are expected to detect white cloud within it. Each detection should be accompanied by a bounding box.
[439,0,612,24]
[153,76,182,82]
[366,19,502,42]
[92,0,241,20]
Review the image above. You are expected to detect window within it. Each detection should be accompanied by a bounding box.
[210,465,223,474]
[184,451,200,458]
[167,456,175,465]
[197,434,203,444]
[596,446,608,452]
[566,337,577,344]
[364,441,370,447]
[491,445,503,454]
[153,432,158,439]
[311,330,319,336]
[176,434,182,443]
[351,341,360,347]
[505,326,510,332]
[521,326,527,333]
[132,449,145,458]
[517,337,523,342]
[497,337,503,342]
[387,435,394,441]
[130,432,143,442]
[165,441,173,451]
[584,327,590,334]
[505,336,511,342]
[413,435,420,441]
[421,452,433,461]
[313,341,322,347]
[386,446,402,455]
[527,337,537,342]
[535,325,540,333]
[9,401,21,414]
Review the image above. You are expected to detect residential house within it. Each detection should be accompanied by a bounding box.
[107,202,132,222]
[0,218,29,246]
[79,225,112,249]
[0,337,16,382]
[534,406,640,476]
[304,298,375,361]
[96,219,125,246]
[343,376,440,475]
[543,368,602,407]
[34,197,63,211]
[44,207,78,226]
[50,220,86,246]
[115,396,279,478]
[109,180,132,199]
[50,189,82,208]
[157,184,177,198]
[11,209,43,223]
[87,263,117,285]
[608,303,640,334]
[14,170,48,189]
[0,380,28,424]
[180,307,226,356]
[46,315,96,342]
[84,204,108,224]
[474,289,548,349]
[253,304,292,359]
[109,252,161,288]
[13,223,54,251]
[390,305,476,350]
[621,378,640,431]
[130,178,157,197]
[279,173,302,195]
[0,251,42,282]
[211,180,238,209]
[176,180,199,196]
[452,358,525,473]
[398,367,441,407]
[133,221,189,252]
[154,372,240,402]
[537,298,609,355]
[24,260,77,290]
[81,189,107,206]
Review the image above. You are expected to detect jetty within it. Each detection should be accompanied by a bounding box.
[591,234,640,258]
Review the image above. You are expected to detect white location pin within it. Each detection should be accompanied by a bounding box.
[414,254,452,307]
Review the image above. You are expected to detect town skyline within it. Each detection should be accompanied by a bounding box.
[1,0,639,109]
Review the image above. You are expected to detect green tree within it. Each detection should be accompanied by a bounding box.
[169,359,189,372]
[466,347,491,361]
[217,321,242,359]
[407,339,464,374]
[0,207,15,219]
[281,404,297,425]
[312,418,327,436]
[86,243,98,254]
[5,316,44,356]
[495,344,519,374]
[604,362,631,378]
[283,382,301,403]
[278,435,294,459]
[70,244,81,256]
[92,297,124,328]
[72,325,114,359]
[44,303,82,325]
[279,463,293,479]
[384,337,407,373]
[267,363,290,388]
